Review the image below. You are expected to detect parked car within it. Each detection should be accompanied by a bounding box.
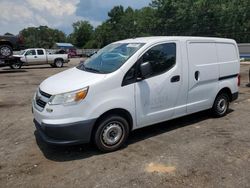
[13,48,69,69]
[0,56,23,69]
[0,34,24,57]
[55,48,77,58]
[32,37,240,152]
[55,49,67,54]
[67,48,77,58]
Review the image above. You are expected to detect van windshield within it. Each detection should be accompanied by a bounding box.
[77,43,144,74]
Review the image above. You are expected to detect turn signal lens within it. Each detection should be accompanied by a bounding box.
[75,90,88,101]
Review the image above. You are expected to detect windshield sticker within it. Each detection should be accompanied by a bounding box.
[127,44,141,48]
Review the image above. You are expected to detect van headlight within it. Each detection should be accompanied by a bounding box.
[49,87,89,105]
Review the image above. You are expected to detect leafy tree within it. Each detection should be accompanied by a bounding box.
[20,26,66,48]
[69,21,94,48]
[93,22,113,48]
[135,7,157,36]
[150,0,250,42]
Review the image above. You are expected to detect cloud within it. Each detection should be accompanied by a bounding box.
[0,0,151,35]
[26,0,77,16]
[0,0,80,35]
[76,0,151,21]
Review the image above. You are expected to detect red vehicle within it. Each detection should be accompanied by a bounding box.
[67,48,77,58]
[54,43,78,58]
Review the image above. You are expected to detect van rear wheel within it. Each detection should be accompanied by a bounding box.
[94,115,129,152]
[212,93,229,117]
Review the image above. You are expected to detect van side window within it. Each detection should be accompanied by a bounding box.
[37,50,44,55]
[141,43,176,77]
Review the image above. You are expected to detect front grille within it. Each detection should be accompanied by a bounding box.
[36,99,46,108]
[35,89,51,111]
[39,89,52,98]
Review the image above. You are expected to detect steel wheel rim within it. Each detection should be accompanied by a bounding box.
[217,98,227,114]
[0,47,11,56]
[102,122,123,146]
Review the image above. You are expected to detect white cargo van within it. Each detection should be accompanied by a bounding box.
[32,37,240,152]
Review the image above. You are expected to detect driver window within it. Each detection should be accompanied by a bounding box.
[26,50,36,56]
[122,43,176,86]
[141,43,176,77]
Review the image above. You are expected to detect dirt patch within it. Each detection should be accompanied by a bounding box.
[0,102,27,108]
[146,163,176,173]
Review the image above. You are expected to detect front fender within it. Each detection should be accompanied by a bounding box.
[88,97,136,129]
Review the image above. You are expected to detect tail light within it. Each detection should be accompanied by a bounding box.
[237,74,241,86]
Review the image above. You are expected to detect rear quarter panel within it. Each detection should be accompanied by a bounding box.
[216,42,240,78]
[216,42,240,95]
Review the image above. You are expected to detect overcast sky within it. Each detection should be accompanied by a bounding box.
[0,0,151,35]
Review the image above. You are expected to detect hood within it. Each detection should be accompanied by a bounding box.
[40,67,106,95]
[13,54,23,58]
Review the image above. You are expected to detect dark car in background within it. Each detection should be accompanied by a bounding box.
[0,34,25,57]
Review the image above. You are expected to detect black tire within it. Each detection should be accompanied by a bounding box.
[0,44,13,57]
[54,59,64,68]
[94,115,129,152]
[50,64,56,68]
[212,93,230,117]
[9,61,22,69]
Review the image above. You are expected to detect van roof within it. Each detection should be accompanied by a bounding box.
[116,36,236,44]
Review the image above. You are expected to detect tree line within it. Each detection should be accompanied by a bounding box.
[19,0,250,49]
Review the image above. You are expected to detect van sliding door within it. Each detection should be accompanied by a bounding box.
[186,42,219,113]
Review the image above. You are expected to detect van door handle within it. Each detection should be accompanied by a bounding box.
[171,75,180,82]
[34,56,37,58]
[194,71,200,81]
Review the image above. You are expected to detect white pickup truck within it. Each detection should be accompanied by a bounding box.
[12,48,69,69]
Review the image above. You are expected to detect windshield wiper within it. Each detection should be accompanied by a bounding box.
[78,62,104,73]
[78,63,97,72]
[84,67,101,73]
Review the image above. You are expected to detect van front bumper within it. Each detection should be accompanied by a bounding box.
[33,119,96,145]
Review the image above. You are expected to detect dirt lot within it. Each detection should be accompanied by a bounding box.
[0,59,250,188]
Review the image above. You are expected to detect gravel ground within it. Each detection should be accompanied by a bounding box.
[0,59,249,188]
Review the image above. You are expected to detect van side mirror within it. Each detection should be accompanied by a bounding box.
[140,61,152,79]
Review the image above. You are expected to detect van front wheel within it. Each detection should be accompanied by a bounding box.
[94,115,129,152]
[212,93,229,117]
